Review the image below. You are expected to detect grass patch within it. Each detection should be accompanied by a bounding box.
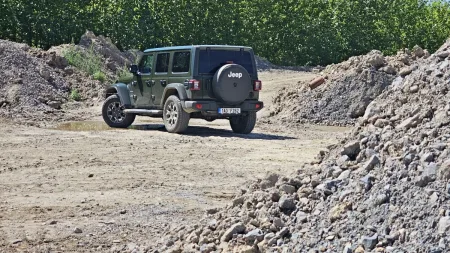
[63,44,103,76]
[93,71,106,82]
[70,89,81,101]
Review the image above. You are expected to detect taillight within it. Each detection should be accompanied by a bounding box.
[195,104,203,109]
[255,103,261,109]
[188,79,200,91]
[254,80,262,91]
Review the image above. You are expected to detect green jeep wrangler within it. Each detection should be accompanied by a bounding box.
[102,45,263,134]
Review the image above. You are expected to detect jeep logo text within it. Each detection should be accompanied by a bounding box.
[228,71,243,79]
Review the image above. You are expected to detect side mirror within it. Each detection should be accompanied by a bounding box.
[129,64,138,74]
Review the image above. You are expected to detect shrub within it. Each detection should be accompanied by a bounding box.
[70,89,81,101]
[63,45,102,76]
[93,71,106,82]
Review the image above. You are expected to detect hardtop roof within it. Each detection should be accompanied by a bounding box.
[143,45,252,53]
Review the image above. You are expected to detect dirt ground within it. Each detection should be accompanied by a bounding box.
[0,70,349,252]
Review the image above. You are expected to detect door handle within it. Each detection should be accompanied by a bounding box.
[160,80,167,86]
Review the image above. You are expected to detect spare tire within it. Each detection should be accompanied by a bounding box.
[212,64,252,105]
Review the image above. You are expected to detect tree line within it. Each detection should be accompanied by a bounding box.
[1,0,450,66]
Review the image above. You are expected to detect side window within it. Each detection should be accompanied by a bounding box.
[155,53,170,73]
[172,51,190,73]
[138,54,153,74]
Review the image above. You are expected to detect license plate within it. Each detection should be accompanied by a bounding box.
[218,108,241,114]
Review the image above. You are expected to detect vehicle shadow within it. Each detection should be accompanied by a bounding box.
[130,124,295,140]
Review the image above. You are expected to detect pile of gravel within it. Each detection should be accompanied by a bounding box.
[152,40,450,252]
[0,31,137,125]
[0,40,71,124]
[267,48,429,126]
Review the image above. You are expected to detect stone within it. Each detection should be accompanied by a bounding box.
[430,192,439,203]
[374,193,389,206]
[277,227,289,237]
[363,101,381,121]
[374,119,389,128]
[10,239,22,245]
[296,211,308,223]
[437,51,450,59]
[47,100,62,109]
[363,155,380,171]
[343,244,353,253]
[64,67,74,75]
[244,229,264,243]
[278,195,296,211]
[413,45,425,58]
[361,233,378,251]
[421,153,434,163]
[329,202,351,222]
[206,208,218,215]
[409,85,419,93]
[232,196,245,207]
[355,246,365,253]
[337,155,350,167]
[39,68,51,81]
[396,114,420,130]
[381,65,396,75]
[439,159,450,180]
[341,141,361,159]
[399,67,413,76]
[366,50,385,68]
[74,227,83,234]
[221,223,245,242]
[264,233,276,242]
[360,174,375,191]
[338,170,351,180]
[438,217,450,235]
[200,243,216,253]
[273,217,285,228]
[279,184,296,194]
[260,174,279,189]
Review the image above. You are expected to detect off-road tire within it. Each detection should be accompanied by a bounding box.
[102,95,135,128]
[229,112,257,134]
[163,95,190,133]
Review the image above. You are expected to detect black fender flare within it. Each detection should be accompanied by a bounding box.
[161,83,188,106]
[105,83,132,107]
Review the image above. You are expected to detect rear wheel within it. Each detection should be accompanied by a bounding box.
[229,112,256,134]
[102,95,135,128]
[163,95,190,133]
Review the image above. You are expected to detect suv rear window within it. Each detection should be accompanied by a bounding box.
[172,51,190,73]
[155,53,170,73]
[198,49,254,75]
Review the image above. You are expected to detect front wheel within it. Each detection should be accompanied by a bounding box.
[102,95,135,128]
[229,112,257,134]
[163,95,190,133]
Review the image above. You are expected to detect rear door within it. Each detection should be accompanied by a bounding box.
[168,50,192,99]
[152,52,170,106]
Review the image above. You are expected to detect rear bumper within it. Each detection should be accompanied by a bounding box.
[182,100,264,114]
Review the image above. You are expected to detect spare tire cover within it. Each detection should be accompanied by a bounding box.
[212,64,252,105]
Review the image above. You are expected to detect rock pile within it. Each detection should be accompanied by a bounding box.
[0,40,70,123]
[154,40,450,252]
[0,31,137,125]
[268,48,430,126]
